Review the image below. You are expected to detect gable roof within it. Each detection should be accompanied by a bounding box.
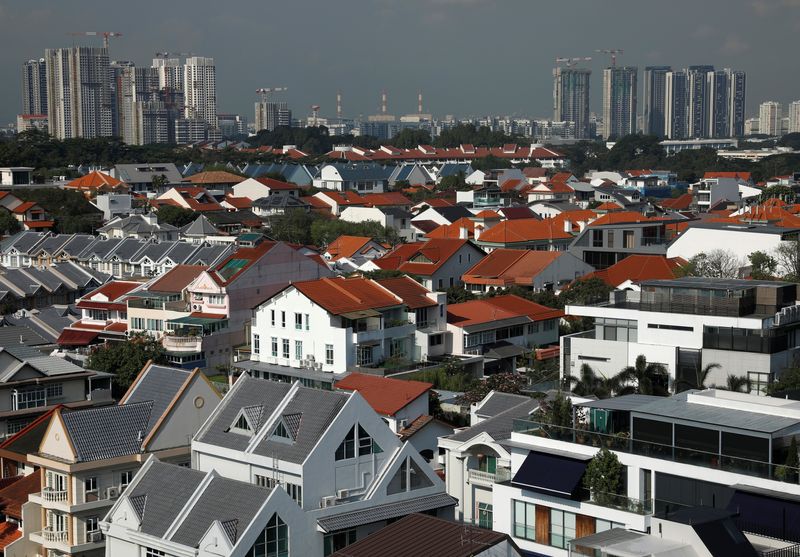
[588,211,656,226]
[660,193,694,210]
[148,265,207,293]
[427,217,476,239]
[65,170,126,190]
[373,238,480,276]
[462,249,566,286]
[58,401,154,462]
[703,171,752,181]
[293,277,402,315]
[325,235,377,261]
[0,469,40,520]
[583,255,686,287]
[375,276,437,309]
[447,294,563,328]
[336,373,432,416]
[182,170,245,185]
[476,218,572,245]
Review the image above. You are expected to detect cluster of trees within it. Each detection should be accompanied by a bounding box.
[86,333,167,395]
[156,205,198,228]
[681,241,800,283]
[11,187,103,233]
[266,208,400,246]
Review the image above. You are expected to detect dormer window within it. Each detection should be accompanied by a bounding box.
[230,405,263,436]
[272,421,289,439]
[234,414,251,433]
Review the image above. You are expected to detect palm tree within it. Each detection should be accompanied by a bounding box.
[614,355,670,396]
[566,363,614,399]
[676,363,721,392]
[718,374,750,393]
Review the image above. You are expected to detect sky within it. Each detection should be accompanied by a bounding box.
[1,0,799,127]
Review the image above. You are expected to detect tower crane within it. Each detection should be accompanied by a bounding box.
[68,31,122,49]
[256,87,288,103]
[555,57,592,68]
[595,49,624,67]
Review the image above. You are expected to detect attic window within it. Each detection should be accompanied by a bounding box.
[409,253,433,264]
[233,414,251,433]
[272,421,290,439]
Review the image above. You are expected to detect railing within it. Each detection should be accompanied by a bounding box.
[128,298,187,311]
[584,490,652,515]
[41,527,68,543]
[162,335,203,352]
[468,467,512,485]
[760,544,800,557]
[512,420,800,485]
[42,488,68,502]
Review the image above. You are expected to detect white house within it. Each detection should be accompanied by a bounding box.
[231,177,300,201]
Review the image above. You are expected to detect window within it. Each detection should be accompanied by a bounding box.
[335,426,356,460]
[295,313,303,330]
[145,549,166,557]
[120,471,133,491]
[513,500,535,540]
[281,311,286,328]
[748,371,771,395]
[592,229,603,247]
[234,413,252,433]
[208,294,225,305]
[6,418,31,435]
[271,309,276,327]
[255,474,277,488]
[282,339,290,359]
[478,502,493,529]
[324,529,356,556]
[295,340,303,360]
[131,317,145,330]
[623,229,635,249]
[356,345,373,366]
[543,319,555,331]
[550,509,576,549]
[253,334,260,355]
[528,323,539,334]
[86,515,99,533]
[305,314,310,330]
[272,421,290,439]
[284,482,302,505]
[246,513,288,557]
[387,457,433,494]
[271,337,278,357]
[595,519,624,532]
[357,425,381,456]
[146,318,163,331]
[46,383,63,398]
[85,476,98,496]
[325,344,334,365]
[430,334,443,347]
[478,454,496,473]
[648,323,693,332]
[14,387,45,410]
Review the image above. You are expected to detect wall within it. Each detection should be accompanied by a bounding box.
[667,228,784,271]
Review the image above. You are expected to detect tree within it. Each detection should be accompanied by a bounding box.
[470,155,513,172]
[156,205,196,228]
[721,375,750,393]
[0,210,21,236]
[583,448,624,505]
[446,285,476,305]
[390,129,432,149]
[567,363,614,399]
[759,185,795,204]
[614,355,669,396]
[560,278,613,307]
[459,373,526,404]
[768,366,800,395]
[749,251,778,280]
[774,238,800,281]
[151,174,169,190]
[86,334,167,395]
[681,249,742,279]
[537,391,573,429]
[675,362,721,392]
[437,172,468,192]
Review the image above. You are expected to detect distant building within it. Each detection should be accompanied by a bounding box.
[602,66,637,139]
[21,58,47,116]
[255,101,292,132]
[760,101,783,136]
[553,67,592,139]
[183,56,217,130]
[788,101,800,134]
[665,69,689,139]
[642,66,671,136]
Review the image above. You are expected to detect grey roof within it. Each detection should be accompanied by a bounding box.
[162,241,198,264]
[57,234,97,257]
[170,472,270,547]
[114,163,183,184]
[449,398,538,443]
[50,260,108,288]
[30,234,74,256]
[568,528,647,550]
[576,395,664,411]
[253,193,308,209]
[0,324,50,347]
[3,305,80,343]
[382,207,412,219]
[434,206,473,223]
[437,163,472,178]
[126,460,206,537]
[123,364,192,434]
[21,267,67,292]
[180,215,221,237]
[2,231,46,254]
[632,391,800,434]
[129,240,172,263]
[640,276,790,291]
[331,163,394,182]
[186,244,234,266]
[107,237,149,261]
[80,238,123,260]
[475,391,532,418]
[0,344,86,380]
[98,215,178,235]
[60,401,153,462]
[317,493,458,533]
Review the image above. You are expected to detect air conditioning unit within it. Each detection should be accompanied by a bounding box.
[337,489,350,499]
[320,496,337,508]
[88,531,103,543]
[306,354,315,362]
[397,419,408,429]
[192,304,201,311]
[106,486,120,499]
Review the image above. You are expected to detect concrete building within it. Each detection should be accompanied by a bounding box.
[687,65,714,138]
[553,67,591,139]
[664,69,689,139]
[255,101,292,132]
[183,56,218,130]
[642,66,670,137]
[788,101,800,134]
[601,66,637,140]
[21,58,47,117]
[760,101,783,136]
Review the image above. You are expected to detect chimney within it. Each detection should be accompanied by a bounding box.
[578,220,587,232]
[459,225,469,240]
[563,219,572,233]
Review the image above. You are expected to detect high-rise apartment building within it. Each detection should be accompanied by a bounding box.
[21,58,48,116]
[789,101,800,134]
[728,69,746,137]
[183,56,217,129]
[601,66,637,139]
[643,66,671,136]
[44,46,112,139]
[553,67,591,139]
[759,101,782,136]
[706,68,746,138]
[152,57,184,94]
[254,101,292,132]
[665,69,689,139]
[687,65,714,138]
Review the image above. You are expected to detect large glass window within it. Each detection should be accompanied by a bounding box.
[295,340,303,361]
[282,339,290,359]
[748,371,771,395]
[271,337,278,357]
[14,387,46,410]
[478,502,493,529]
[335,426,355,460]
[253,334,260,355]
[247,513,288,557]
[550,509,576,549]
[324,529,356,556]
[513,500,535,540]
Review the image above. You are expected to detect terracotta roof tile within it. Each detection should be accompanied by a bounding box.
[447,294,563,327]
[147,265,207,293]
[293,277,402,315]
[376,276,437,309]
[588,211,655,226]
[336,373,431,416]
[583,255,686,288]
[374,239,475,276]
[477,218,572,244]
[325,235,374,260]
[462,249,565,286]
[83,280,141,302]
[0,470,40,520]
[182,170,245,185]
[65,170,126,190]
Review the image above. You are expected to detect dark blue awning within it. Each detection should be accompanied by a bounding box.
[511,450,590,499]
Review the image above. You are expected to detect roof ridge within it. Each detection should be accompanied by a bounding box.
[320,277,364,304]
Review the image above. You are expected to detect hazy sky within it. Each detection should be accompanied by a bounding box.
[1,0,799,126]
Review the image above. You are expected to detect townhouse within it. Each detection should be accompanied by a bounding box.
[5,362,221,557]
[96,213,179,241]
[560,277,800,393]
[0,262,107,311]
[240,275,447,387]
[313,163,393,193]
[474,218,574,252]
[446,295,563,373]
[190,374,455,556]
[232,176,301,201]
[156,186,225,213]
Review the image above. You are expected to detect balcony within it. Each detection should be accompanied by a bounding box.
[162,335,203,353]
[468,467,512,486]
[512,420,800,485]
[42,488,68,503]
[128,298,187,311]
[41,527,68,543]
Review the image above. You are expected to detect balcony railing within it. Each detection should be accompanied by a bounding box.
[162,335,203,352]
[468,467,512,485]
[584,490,652,515]
[41,527,68,543]
[42,488,68,502]
[512,420,800,485]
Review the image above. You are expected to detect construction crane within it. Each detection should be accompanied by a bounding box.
[595,49,624,67]
[68,31,122,49]
[555,57,592,68]
[310,105,321,126]
[256,87,288,103]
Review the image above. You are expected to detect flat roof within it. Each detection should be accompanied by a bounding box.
[577,395,663,411]
[640,277,791,290]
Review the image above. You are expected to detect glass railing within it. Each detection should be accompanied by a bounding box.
[584,490,652,515]
[512,420,800,485]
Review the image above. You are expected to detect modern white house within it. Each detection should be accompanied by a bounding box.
[560,277,800,394]
[489,389,800,556]
[240,276,448,386]
[312,163,392,193]
[189,374,455,556]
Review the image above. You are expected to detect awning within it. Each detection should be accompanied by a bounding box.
[56,329,99,347]
[511,450,590,499]
[484,341,528,359]
[168,315,226,326]
[316,493,457,533]
[727,486,800,543]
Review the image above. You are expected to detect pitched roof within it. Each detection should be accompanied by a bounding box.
[293,277,402,315]
[588,211,656,226]
[58,401,154,462]
[182,170,245,185]
[82,280,140,302]
[449,397,538,442]
[120,363,199,435]
[361,192,411,206]
[374,238,479,276]
[703,171,752,181]
[447,294,563,328]
[660,193,694,210]
[0,470,40,520]
[65,170,126,190]
[336,373,432,416]
[427,217,476,239]
[476,218,572,245]
[181,214,222,236]
[209,240,277,285]
[254,176,298,190]
[583,255,686,287]
[325,235,376,261]
[147,265,207,293]
[376,276,437,309]
[462,249,566,286]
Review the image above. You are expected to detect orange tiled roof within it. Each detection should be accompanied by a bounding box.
[293,277,402,315]
[588,211,655,226]
[447,294,563,327]
[595,201,623,211]
[254,177,298,190]
[0,469,40,521]
[703,171,752,181]
[476,218,572,244]
[182,170,245,185]
[336,373,431,416]
[224,195,253,209]
[376,275,437,309]
[660,193,694,211]
[83,280,141,302]
[475,210,500,219]
[427,217,476,239]
[462,249,565,286]
[65,170,126,190]
[12,201,37,214]
[325,235,374,261]
[373,238,474,276]
[362,192,411,206]
[583,255,686,288]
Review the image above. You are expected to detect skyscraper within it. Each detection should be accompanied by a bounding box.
[728,70,746,138]
[553,67,591,139]
[21,58,48,116]
[665,70,689,139]
[183,56,217,129]
[254,101,292,132]
[152,57,184,94]
[687,65,714,138]
[759,101,782,136]
[602,66,637,139]
[44,46,112,139]
[789,101,800,134]
[643,66,671,136]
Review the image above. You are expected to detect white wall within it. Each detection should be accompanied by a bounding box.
[666,227,783,270]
